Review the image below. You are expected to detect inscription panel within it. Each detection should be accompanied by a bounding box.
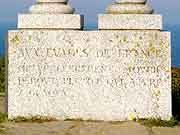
[8,30,171,121]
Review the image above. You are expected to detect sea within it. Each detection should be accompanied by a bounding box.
[0,23,180,67]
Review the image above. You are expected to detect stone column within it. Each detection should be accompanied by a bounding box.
[18,0,84,29]
[98,0,162,30]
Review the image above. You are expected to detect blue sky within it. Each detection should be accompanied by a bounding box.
[0,0,180,26]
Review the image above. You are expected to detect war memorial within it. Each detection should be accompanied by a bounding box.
[7,0,172,121]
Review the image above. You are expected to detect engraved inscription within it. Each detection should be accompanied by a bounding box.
[13,46,165,97]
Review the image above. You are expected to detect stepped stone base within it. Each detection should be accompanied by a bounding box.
[18,14,84,29]
[98,14,162,30]
[8,30,171,121]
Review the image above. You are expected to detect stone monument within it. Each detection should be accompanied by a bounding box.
[7,0,172,121]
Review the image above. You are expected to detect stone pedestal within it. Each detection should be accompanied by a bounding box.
[8,30,171,121]
[7,0,172,121]
[18,14,83,29]
[18,0,83,29]
[98,0,161,30]
[98,14,162,30]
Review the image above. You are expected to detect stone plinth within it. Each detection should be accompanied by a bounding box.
[17,0,83,30]
[8,30,171,121]
[18,14,84,29]
[98,14,162,30]
[99,0,159,30]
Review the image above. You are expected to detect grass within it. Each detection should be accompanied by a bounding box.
[10,116,58,123]
[0,57,5,93]
[138,117,180,128]
[65,118,105,123]
[0,112,57,123]
[65,118,84,122]
[0,112,7,123]
[0,93,5,97]
[64,117,180,128]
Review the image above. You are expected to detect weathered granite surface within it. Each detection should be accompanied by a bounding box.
[18,14,83,29]
[98,14,162,30]
[18,0,83,29]
[8,30,171,121]
[37,0,68,2]
[106,4,153,14]
[29,3,75,14]
[106,0,153,14]
[30,0,74,14]
[116,0,146,4]
[100,0,158,30]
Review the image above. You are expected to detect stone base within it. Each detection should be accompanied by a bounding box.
[18,14,84,29]
[8,30,171,121]
[98,14,162,30]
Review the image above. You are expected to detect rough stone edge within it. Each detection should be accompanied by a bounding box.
[158,31,172,121]
[167,31,172,121]
[98,14,163,30]
[18,14,84,30]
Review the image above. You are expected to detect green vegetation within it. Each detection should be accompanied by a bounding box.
[10,116,57,123]
[0,112,7,123]
[0,112,57,123]
[172,68,180,120]
[139,117,180,128]
[65,118,180,127]
[0,57,5,93]
[65,118,105,123]
[65,118,84,122]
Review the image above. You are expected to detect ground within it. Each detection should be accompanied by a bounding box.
[0,97,180,135]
